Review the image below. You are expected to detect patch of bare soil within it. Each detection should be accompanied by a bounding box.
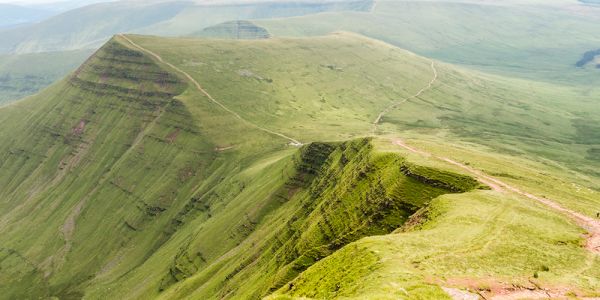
[443,278,598,300]
[165,128,181,143]
[442,287,480,300]
[215,145,234,152]
[72,119,86,135]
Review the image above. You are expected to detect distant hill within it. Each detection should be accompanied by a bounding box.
[196,20,271,39]
[579,0,600,4]
[0,0,373,103]
[256,0,600,85]
[0,4,54,28]
[0,49,93,105]
[576,48,600,67]
[0,0,373,54]
[0,1,193,54]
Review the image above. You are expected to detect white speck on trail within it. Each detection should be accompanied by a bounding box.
[119,34,303,147]
[372,60,437,135]
[393,138,600,255]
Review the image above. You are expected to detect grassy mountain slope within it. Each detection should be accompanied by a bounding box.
[269,187,599,299]
[129,33,600,177]
[0,33,598,299]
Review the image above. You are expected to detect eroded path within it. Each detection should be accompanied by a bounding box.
[371,60,437,135]
[393,139,600,299]
[364,49,600,298]
[119,33,600,298]
[392,139,600,254]
[371,51,599,254]
[119,34,303,146]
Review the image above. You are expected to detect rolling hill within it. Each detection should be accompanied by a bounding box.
[3,0,600,104]
[0,4,54,29]
[0,33,598,299]
[0,1,193,54]
[0,0,373,54]
[0,0,372,104]
[0,49,93,105]
[195,20,271,39]
[255,0,600,85]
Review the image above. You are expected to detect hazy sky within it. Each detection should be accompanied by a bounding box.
[1,0,112,4]
[2,0,67,3]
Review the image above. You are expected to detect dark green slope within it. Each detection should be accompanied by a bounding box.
[0,38,197,298]
[0,37,279,298]
[154,139,480,299]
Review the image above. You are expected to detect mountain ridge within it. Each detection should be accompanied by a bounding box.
[0,33,598,299]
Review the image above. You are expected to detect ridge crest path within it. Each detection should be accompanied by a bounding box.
[118,34,303,147]
[393,139,600,255]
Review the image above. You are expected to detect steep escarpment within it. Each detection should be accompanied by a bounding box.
[148,138,480,299]
[0,37,222,298]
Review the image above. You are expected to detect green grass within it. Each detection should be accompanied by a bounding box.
[129,33,600,177]
[270,189,600,299]
[0,32,598,300]
[5,0,600,106]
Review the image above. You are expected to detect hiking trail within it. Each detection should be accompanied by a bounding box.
[392,139,600,255]
[371,60,437,135]
[119,34,303,147]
